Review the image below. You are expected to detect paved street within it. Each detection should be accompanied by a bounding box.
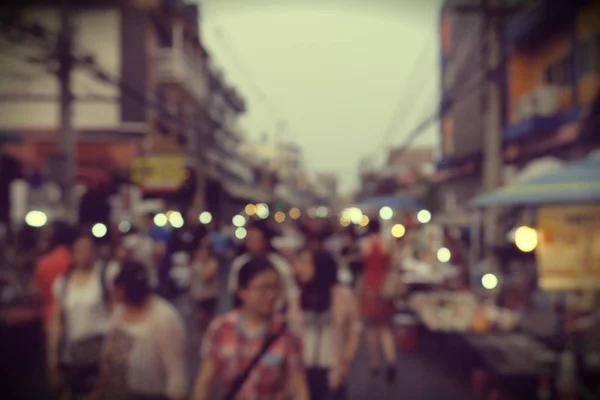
[176,289,474,400]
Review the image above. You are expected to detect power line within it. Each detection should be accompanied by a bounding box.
[361,20,487,170]
[212,25,297,142]
[0,17,210,163]
[371,33,436,157]
[213,26,279,118]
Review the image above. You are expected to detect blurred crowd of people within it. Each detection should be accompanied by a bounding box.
[26,213,415,400]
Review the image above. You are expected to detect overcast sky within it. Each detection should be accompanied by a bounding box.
[199,0,443,194]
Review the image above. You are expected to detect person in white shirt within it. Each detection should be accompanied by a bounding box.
[95,260,187,400]
[227,220,302,334]
[47,231,112,400]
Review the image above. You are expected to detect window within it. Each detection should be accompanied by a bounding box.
[543,53,572,87]
[443,118,454,157]
[441,15,452,54]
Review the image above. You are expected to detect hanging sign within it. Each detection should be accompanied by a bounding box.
[131,156,186,191]
[536,205,600,290]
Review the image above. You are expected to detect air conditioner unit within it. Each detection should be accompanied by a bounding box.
[534,85,559,116]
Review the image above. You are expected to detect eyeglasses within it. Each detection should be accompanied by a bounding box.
[246,283,281,294]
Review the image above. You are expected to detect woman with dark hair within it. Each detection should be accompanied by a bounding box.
[46,230,111,400]
[33,222,76,332]
[194,256,309,400]
[296,236,362,400]
[105,237,132,303]
[94,261,187,400]
[359,218,398,383]
[340,226,363,289]
[227,220,302,333]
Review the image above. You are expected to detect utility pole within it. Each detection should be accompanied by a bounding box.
[454,0,521,251]
[481,0,503,249]
[57,0,76,223]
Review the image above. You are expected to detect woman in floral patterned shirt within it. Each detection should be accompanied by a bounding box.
[193,256,309,400]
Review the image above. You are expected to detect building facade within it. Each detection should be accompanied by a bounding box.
[0,1,210,212]
[502,0,600,170]
[436,0,488,222]
[202,65,273,223]
[435,0,600,224]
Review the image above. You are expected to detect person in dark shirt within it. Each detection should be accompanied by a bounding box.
[340,226,363,289]
[171,211,207,255]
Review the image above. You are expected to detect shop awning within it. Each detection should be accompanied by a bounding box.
[357,195,422,210]
[472,152,600,207]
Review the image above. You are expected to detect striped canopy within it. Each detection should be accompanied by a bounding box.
[472,153,600,207]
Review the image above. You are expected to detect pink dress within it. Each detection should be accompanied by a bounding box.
[360,239,395,323]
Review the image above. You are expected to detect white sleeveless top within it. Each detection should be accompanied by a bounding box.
[52,264,111,343]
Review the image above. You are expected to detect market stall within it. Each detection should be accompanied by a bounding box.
[465,151,600,399]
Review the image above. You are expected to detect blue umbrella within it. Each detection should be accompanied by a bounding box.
[472,153,600,207]
[357,195,422,210]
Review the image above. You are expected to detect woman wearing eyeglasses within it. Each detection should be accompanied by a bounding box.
[296,232,362,400]
[193,256,309,400]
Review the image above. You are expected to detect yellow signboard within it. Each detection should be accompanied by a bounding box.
[536,205,600,290]
[131,156,186,190]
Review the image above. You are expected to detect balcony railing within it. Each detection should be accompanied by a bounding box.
[155,48,207,102]
[503,105,581,143]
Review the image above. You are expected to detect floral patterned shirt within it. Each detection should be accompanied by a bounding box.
[201,311,304,400]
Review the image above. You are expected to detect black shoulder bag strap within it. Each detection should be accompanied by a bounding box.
[57,270,73,370]
[98,261,110,307]
[222,322,288,400]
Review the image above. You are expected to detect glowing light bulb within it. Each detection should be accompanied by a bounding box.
[245,204,256,216]
[437,247,451,263]
[235,227,247,240]
[25,210,47,228]
[482,273,498,290]
[349,207,363,224]
[359,215,370,227]
[256,204,269,219]
[289,208,301,220]
[514,226,538,252]
[232,214,246,228]
[417,209,432,224]
[169,212,184,228]
[154,213,167,227]
[199,212,212,225]
[379,206,393,220]
[274,211,286,223]
[92,223,107,238]
[391,224,406,238]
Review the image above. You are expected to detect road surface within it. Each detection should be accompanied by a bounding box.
[177,290,474,400]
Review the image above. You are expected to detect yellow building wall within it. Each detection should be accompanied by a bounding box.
[576,2,600,104]
[506,3,600,128]
[508,53,536,124]
[579,75,600,104]
[509,32,576,123]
